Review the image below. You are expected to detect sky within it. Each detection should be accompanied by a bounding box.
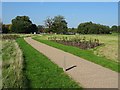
[2,2,118,28]
[1,0,119,2]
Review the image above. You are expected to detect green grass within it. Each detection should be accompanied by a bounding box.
[16,38,82,88]
[33,36,120,72]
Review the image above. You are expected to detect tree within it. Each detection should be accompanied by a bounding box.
[2,24,9,33]
[5,24,13,33]
[28,24,38,34]
[44,15,68,34]
[77,22,110,34]
[38,25,45,33]
[8,24,13,33]
[44,17,53,33]
[118,26,120,33]
[0,20,2,33]
[67,27,77,35]
[11,16,37,33]
[111,25,118,33]
[51,15,68,34]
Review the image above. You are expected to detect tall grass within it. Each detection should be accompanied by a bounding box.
[2,40,27,88]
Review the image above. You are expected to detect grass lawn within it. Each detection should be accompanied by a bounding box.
[33,35,119,72]
[16,38,82,88]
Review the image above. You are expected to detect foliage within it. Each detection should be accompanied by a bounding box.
[37,25,45,33]
[28,24,38,34]
[45,15,68,34]
[3,15,119,34]
[77,22,111,34]
[67,28,77,35]
[16,38,82,88]
[44,17,53,33]
[111,25,118,33]
[2,24,13,33]
[11,16,38,33]
[52,15,68,34]
[2,24,9,33]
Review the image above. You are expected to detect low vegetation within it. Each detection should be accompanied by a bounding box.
[2,39,26,88]
[48,36,102,49]
[16,38,82,88]
[2,34,20,40]
[33,35,119,72]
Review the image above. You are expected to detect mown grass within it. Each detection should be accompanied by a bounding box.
[16,38,82,88]
[33,36,120,72]
[2,40,26,88]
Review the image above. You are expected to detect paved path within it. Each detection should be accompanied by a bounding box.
[25,37,118,88]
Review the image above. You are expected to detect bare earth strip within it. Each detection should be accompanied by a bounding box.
[25,37,118,88]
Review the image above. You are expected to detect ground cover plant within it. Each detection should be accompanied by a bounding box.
[33,35,119,72]
[16,38,82,88]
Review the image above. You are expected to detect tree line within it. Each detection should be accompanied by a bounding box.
[2,15,119,34]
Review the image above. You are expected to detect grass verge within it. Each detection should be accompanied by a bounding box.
[33,37,120,72]
[2,40,26,88]
[16,38,82,88]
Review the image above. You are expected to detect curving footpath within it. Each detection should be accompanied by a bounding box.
[25,37,118,88]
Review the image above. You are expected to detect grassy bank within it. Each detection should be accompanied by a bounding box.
[16,38,82,88]
[2,39,26,88]
[33,36,119,72]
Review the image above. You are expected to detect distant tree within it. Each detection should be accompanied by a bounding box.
[111,25,118,33]
[28,24,38,34]
[77,22,110,34]
[11,16,37,33]
[44,17,53,33]
[118,26,120,33]
[5,24,13,33]
[51,15,68,34]
[44,15,68,34]
[38,25,45,33]
[2,24,9,33]
[67,27,77,34]
[0,20,2,33]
